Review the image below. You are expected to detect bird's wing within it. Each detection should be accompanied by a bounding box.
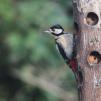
[56,42,70,61]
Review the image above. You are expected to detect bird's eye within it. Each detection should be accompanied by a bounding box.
[94,57,96,60]
[52,29,55,31]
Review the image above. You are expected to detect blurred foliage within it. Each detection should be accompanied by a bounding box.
[0,0,77,101]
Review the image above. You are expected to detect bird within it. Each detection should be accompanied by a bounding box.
[87,51,101,66]
[44,24,77,72]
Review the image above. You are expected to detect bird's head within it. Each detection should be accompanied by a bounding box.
[44,24,64,36]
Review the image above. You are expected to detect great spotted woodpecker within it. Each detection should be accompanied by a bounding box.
[44,24,77,72]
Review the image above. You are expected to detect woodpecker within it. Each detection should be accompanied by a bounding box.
[87,51,101,66]
[45,24,77,71]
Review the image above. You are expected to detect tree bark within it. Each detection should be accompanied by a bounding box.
[73,0,101,101]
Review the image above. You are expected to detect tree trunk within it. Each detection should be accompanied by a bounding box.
[73,0,101,101]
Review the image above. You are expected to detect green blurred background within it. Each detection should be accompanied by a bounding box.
[0,0,78,101]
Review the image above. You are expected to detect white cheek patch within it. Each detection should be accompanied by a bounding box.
[54,29,62,34]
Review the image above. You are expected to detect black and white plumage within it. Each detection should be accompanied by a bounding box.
[45,24,74,62]
[45,24,79,82]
